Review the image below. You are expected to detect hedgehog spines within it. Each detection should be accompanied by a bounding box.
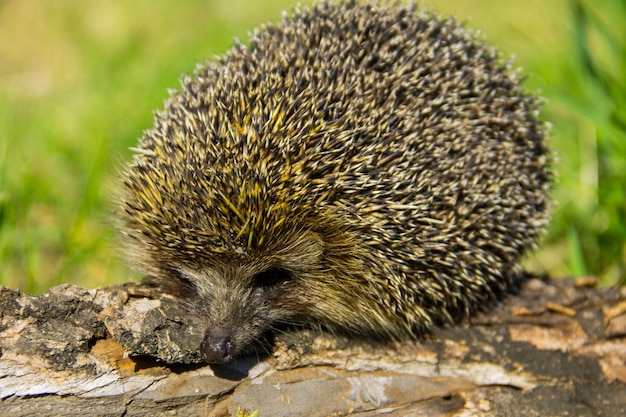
[119,1,550,362]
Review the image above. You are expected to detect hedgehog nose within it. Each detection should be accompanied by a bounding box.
[201,334,235,364]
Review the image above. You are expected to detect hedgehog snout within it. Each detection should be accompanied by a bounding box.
[201,332,236,364]
[189,266,290,363]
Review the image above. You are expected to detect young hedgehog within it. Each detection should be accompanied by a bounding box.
[119,1,551,364]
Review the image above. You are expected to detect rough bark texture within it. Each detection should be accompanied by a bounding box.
[1,277,625,416]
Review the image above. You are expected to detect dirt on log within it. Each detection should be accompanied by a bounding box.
[1,277,625,417]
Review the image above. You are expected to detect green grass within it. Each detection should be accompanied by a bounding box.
[535,0,626,284]
[0,0,624,293]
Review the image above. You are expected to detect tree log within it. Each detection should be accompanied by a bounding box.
[1,277,625,416]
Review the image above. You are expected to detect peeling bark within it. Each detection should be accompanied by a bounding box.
[1,278,625,416]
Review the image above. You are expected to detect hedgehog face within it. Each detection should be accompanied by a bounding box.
[173,264,294,363]
[159,230,326,364]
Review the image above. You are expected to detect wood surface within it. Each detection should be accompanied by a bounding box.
[1,277,625,416]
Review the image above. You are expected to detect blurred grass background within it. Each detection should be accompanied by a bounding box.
[0,0,624,294]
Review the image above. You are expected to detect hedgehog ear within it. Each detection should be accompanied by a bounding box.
[276,231,324,271]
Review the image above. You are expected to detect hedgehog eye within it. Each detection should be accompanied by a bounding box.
[171,269,194,286]
[252,267,291,287]
[157,266,198,298]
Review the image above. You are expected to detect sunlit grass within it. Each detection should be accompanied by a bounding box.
[0,0,624,293]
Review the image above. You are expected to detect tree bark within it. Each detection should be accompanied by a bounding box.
[1,277,625,416]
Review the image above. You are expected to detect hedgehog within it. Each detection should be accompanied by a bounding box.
[119,1,551,364]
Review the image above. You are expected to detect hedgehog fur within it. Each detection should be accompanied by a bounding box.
[119,0,551,364]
